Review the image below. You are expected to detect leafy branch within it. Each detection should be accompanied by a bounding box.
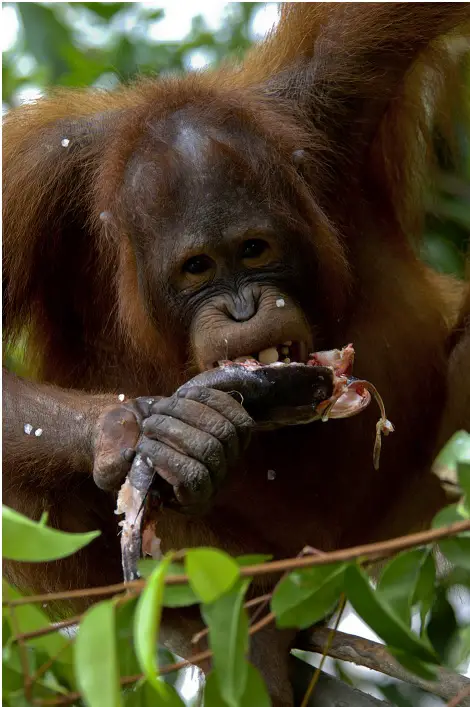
[303,627,470,705]
[5,518,470,609]
[3,430,470,707]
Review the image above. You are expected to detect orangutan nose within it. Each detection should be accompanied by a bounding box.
[223,289,259,322]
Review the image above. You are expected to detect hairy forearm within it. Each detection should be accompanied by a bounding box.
[2,368,115,487]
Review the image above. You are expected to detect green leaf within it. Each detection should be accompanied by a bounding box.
[81,2,128,19]
[17,3,73,83]
[133,554,184,704]
[449,624,470,671]
[114,597,179,691]
[412,550,436,635]
[75,601,122,707]
[377,549,426,626]
[115,598,141,679]
[379,683,417,707]
[421,232,466,277]
[432,502,467,528]
[439,536,470,570]
[3,650,27,696]
[271,563,346,629]
[433,431,470,488]
[204,663,270,707]
[3,582,70,659]
[433,497,470,569]
[459,461,470,512]
[2,505,99,562]
[458,625,470,664]
[426,588,458,663]
[123,679,180,706]
[235,554,273,567]
[434,197,470,229]
[185,548,240,604]
[136,559,159,579]
[202,580,250,706]
[344,564,438,664]
[137,560,198,608]
[440,566,470,590]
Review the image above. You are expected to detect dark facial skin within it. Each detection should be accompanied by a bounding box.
[93,116,321,511]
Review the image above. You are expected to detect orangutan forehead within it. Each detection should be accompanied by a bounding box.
[172,119,212,164]
[130,110,258,181]
[121,111,266,226]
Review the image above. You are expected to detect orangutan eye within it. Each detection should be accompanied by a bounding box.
[182,255,214,275]
[241,239,269,259]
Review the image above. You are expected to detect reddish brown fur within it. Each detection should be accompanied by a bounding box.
[3,4,470,704]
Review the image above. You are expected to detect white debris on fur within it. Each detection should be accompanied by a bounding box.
[35,428,43,437]
[24,423,33,435]
[100,211,112,222]
[118,393,125,402]
[276,298,285,308]
[61,138,70,147]
[267,469,276,481]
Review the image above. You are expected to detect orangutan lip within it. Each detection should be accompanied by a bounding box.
[209,341,308,370]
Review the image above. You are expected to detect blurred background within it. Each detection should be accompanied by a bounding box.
[2,4,470,704]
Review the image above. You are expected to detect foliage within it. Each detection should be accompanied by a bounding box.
[3,433,470,706]
[2,2,260,102]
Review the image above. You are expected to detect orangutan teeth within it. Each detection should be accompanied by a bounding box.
[258,347,279,364]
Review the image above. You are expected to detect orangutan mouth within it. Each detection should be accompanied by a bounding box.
[212,340,308,369]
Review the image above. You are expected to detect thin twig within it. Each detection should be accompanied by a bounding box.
[248,610,276,636]
[250,546,325,628]
[5,584,33,702]
[13,593,135,643]
[447,686,470,707]
[191,592,272,645]
[31,641,72,684]
[32,611,277,705]
[4,580,132,608]
[304,627,470,705]
[7,519,469,608]
[300,594,347,707]
[14,615,80,643]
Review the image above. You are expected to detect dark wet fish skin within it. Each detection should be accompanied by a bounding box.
[176,362,335,424]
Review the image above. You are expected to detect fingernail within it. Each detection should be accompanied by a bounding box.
[122,447,136,463]
[178,386,202,400]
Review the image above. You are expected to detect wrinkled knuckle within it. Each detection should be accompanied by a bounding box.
[233,411,254,429]
[191,386,210,403]
[210,418,234,442]
[142,414,166,435]
[164,395,179,413]
[204,436,223,461]
[136,438,159,458]
[131,397,155,419]
[181,459,211,498]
